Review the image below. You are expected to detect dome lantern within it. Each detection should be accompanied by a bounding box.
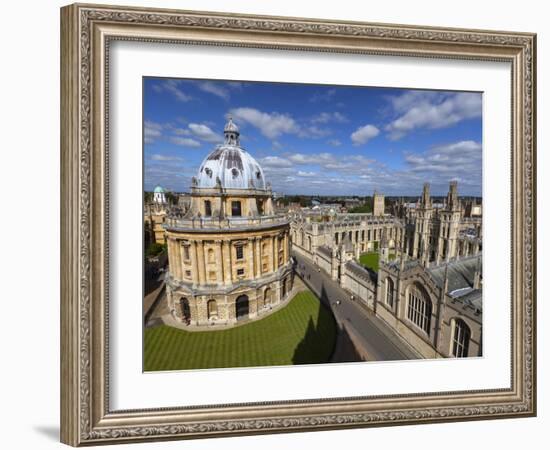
[223,116,240,146]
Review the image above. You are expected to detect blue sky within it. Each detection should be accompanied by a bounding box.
[144,78,482,196]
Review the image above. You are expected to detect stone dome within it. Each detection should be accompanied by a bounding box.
[195,119,267,190]
[196,146,266,190]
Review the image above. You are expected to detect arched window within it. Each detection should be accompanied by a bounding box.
[179,298,190,321]
[235,295,249,320]
[263,287,272,307]
[307,236,312,251]
[207,299,218,320]
[406,284,432,335]
[385,278,394,308]
[451,318,471,357]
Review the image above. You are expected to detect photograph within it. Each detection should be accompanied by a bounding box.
[142,78,483,371]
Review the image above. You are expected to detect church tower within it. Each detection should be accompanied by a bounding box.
[412,183,433,266]
[436,181,462,264]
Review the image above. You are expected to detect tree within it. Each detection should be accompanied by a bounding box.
[146,242,165,257]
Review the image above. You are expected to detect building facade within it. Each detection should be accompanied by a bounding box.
[164,119,294,327]
[144,185,168,246]
[290,181,483,359]
[376,255,482,358]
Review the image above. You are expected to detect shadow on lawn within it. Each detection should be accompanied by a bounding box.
[292,284,336,365]
[292,284,365,365]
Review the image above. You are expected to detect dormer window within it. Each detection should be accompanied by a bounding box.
[256,170,261,180]
[231,168,239,178]
[205,167,213,178]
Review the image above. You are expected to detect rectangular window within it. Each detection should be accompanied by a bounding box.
[204,200,212,217]
[231,201,242,216]
[183,244,190,260]
[237,268,245,276]
[185,270,191,279]
[235,245,244,260]
[368,230,371,241]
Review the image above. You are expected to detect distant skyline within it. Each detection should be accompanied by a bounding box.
[143,78,482,196]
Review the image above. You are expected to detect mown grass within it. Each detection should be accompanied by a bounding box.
[144,290,336,371]
[359,252,380,272]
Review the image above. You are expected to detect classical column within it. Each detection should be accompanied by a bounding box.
[222,240,232,284]
[215,240,223,284]
[189,240,199,286]
[196,240,206,285]
[272,235,279,271]
[174,239,183,280]
[255,237,262,277]
[248,238,255,278]
[167,237,174,275]
[282,232,288,264]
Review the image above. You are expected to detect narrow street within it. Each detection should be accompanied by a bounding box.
[293,252,420,361]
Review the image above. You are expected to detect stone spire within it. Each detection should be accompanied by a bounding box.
[446,180,460,211]
[421,182,432,208]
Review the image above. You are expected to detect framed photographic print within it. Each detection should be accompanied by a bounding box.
[60,3,537,446]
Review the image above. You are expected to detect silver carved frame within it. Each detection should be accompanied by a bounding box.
[60,3,537,446]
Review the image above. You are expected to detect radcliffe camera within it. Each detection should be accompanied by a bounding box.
[143,78,483,371]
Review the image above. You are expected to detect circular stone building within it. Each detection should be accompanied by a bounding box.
[164,118,293,327]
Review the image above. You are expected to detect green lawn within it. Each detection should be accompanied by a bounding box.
[144,290,336,371]
[359,252,380,271]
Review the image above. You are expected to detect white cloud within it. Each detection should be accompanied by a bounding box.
[385,92,482,140]
[169,137,201,148]
[404,140,482,174]
[310,112,348,124]
[327,139,342,147]
[259,156,293,168]
[309,89,336,103]
[144,121,163,144]
[287,152,334,165]
[298,125,332,139]
[155,80,192,102]
[297,170,317,177]
[151,154,183,161]
[197,81,230,100]
[188,123,220,143]
[229,107,299,139]
[351,124,380,145]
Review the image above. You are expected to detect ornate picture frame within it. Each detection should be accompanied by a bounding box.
[60,3,536,446]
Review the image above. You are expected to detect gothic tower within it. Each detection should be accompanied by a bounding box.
[412,182,433,266]
[436,181,462,264]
